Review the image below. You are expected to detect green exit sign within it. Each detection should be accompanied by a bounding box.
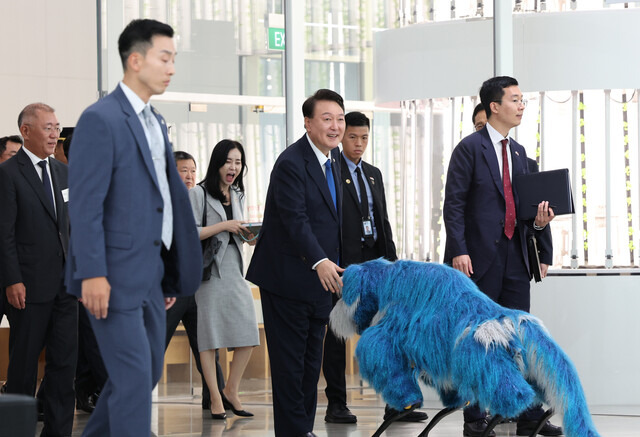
[268,28,285,50]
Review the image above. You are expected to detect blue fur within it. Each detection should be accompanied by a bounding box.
[330,259,601,437]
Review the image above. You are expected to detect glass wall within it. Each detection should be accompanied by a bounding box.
[99,0,640,286]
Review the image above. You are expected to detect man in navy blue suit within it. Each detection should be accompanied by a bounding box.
[246,89,345,437]
[66,19,201,437]
[472,103,554,278]
[444,77,560,437]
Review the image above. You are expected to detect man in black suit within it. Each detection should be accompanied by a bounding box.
[322,111,428,424]
[0,103,77,437]
[246,89,345,437]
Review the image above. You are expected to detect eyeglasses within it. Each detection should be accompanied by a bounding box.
[25,124,62,135]
[43,126,62,134]
[495,98,528,108]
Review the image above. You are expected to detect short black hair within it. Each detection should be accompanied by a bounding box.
[174,150,196,164]
[201,140,246,202]
[345,111,370,129]
[472,103,485,125]
[479,76,519,119]
[0,135,24,154]
[302,89,345,119]
[118,19,174,70]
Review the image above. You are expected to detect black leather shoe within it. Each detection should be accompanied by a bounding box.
[464,419,497,437]
[220,391,254,417]
[383,405,428,422]
[297,433,318,437]
[325,403,357,423]
[76,392,95,414]
[517,420,563,436]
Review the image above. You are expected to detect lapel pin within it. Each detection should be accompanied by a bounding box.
[515,151,519,156]
[346,179,351,184]
[369,176,375,185]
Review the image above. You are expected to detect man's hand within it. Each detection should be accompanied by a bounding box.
[452,255,473,277]
[540,263,549,279]
[165,297,176,310]
[534,201,555,228]
[316,260,345,294]
[82,277,111,320]
[6,283,26,309]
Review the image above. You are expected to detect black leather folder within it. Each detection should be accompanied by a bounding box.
[515,168,575,220]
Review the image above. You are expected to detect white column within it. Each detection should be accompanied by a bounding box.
[284,0,305,146]
[105,0,125,95]
[493,0,513,76]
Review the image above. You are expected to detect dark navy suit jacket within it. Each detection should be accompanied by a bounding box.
[65,85,202,309]
[246,134,342,309]
[443,126,535,281]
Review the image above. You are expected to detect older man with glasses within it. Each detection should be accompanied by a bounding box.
[0,103,77,437]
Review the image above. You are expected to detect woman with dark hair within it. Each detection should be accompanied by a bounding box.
[188,139,259,420]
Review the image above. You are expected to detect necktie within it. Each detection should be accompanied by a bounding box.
[143,106,173,248]
[37,160,55,215]
[355,167,375,247]
[501,139,516,239]
[325,159,337,210]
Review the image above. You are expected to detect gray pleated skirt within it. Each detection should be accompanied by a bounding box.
[195,243,260,351]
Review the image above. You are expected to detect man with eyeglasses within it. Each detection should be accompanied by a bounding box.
[444,77,561,437]
[0,103,77,437]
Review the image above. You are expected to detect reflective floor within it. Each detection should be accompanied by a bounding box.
[42,376,640,436]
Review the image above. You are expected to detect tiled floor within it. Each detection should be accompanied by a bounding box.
[42,376,640,436]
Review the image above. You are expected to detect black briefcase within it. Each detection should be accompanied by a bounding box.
[0,394,37,437]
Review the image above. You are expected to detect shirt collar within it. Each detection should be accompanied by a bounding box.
[22,145,48,167]
[119,81,149,116]
[486,121,509,146]
[341,152,361,174]
[306,133,332,168]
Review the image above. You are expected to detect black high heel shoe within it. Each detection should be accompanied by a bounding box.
[210,411,226,420]
[220,391,254,417]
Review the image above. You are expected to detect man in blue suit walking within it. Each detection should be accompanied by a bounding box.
[66,19,202,436]
[247,89,345,437]
[444,76,560,437]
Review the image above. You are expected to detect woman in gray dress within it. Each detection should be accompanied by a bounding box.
[188,139,260,419]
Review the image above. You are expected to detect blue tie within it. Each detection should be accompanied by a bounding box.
[37,160,55,215]
[325,158,337,210]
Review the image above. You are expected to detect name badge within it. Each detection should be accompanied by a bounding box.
[362,219,373,236]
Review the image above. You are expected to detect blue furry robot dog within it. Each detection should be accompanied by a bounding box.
[330,258,600,437]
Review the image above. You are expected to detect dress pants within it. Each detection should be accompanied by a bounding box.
[82,285,165,437]
[261,289,332,437]
[464,232,545,423]
[165,295,222,404]
[76,305,107,399]
[5,285,78,437]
